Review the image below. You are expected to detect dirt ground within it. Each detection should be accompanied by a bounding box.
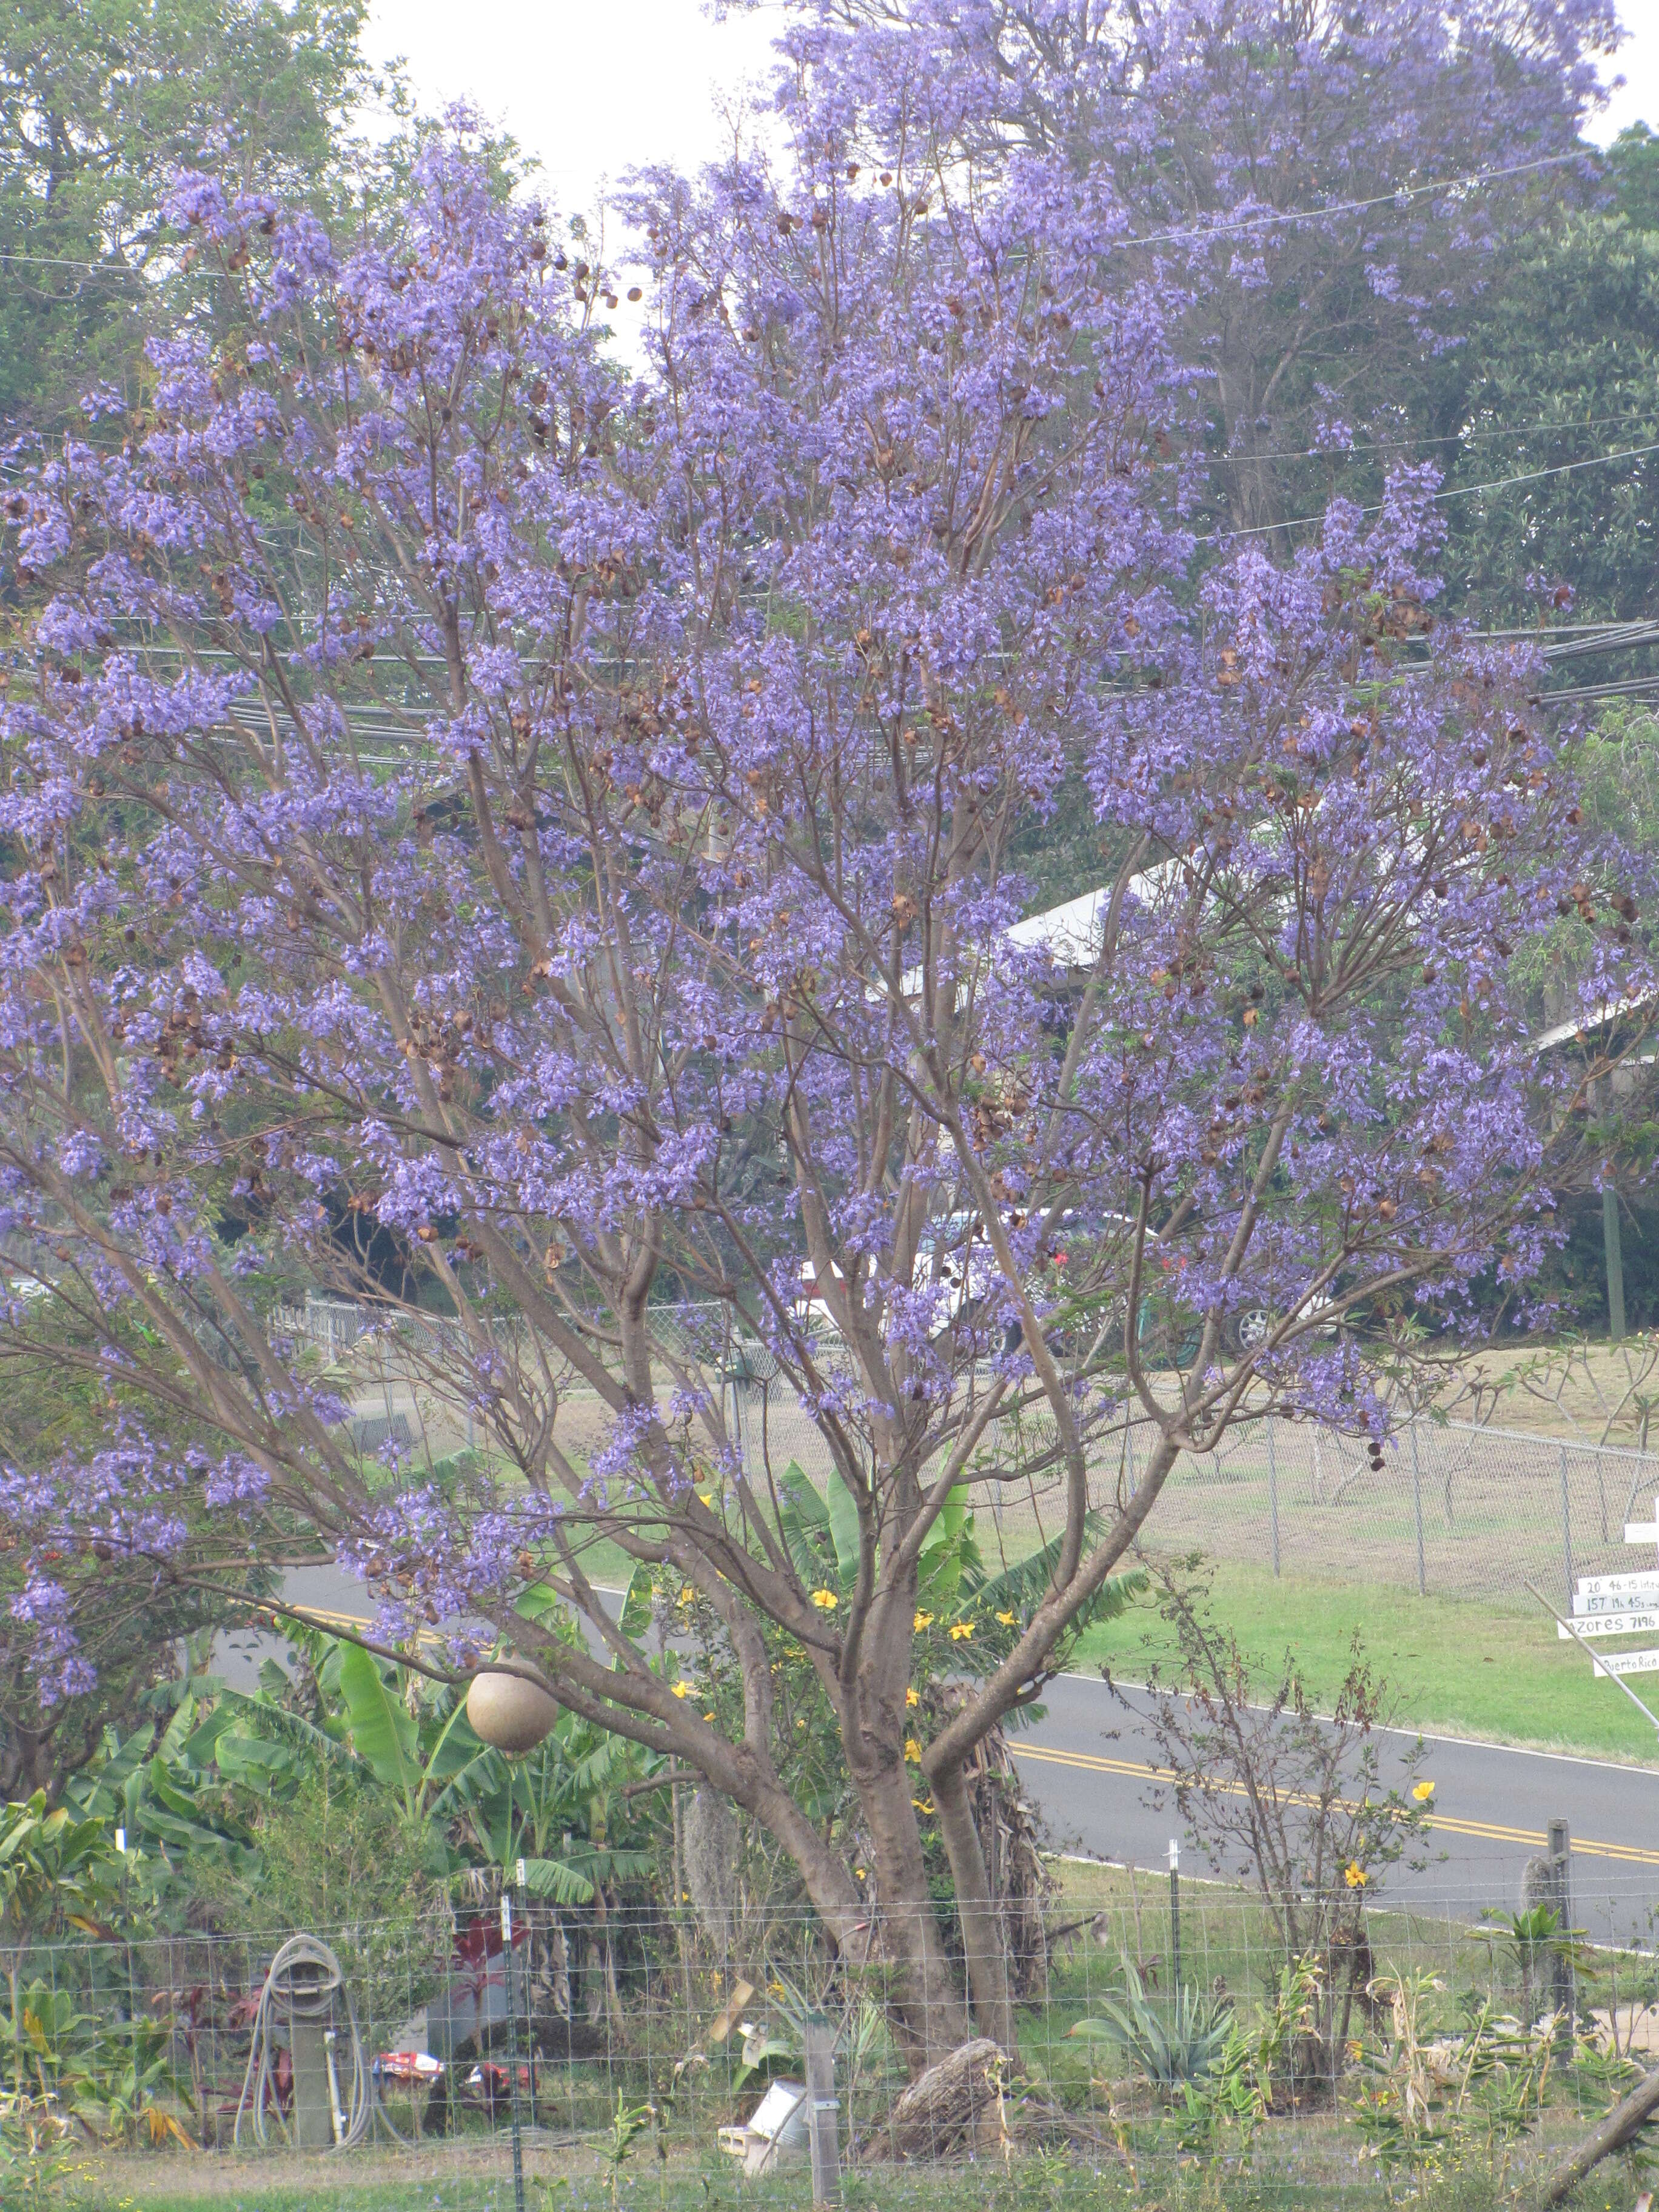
[1431,1334,1659,1445]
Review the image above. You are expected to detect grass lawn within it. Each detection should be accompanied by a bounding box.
[62,2145,1632,2212]
[1068,1558,1659,1766]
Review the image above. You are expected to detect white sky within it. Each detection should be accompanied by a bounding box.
[367,0,1659,214]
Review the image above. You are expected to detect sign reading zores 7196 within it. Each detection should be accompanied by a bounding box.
[1566,1498,1659,1684]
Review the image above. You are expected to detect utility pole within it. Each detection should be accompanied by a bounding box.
[1604,1185,1627,1346]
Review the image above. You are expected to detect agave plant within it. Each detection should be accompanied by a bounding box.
[1069,1957,1235,2095]
[732,1967,894,2091]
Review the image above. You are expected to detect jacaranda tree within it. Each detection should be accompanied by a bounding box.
[0,4,1644,2063]
[808,0,1620,536]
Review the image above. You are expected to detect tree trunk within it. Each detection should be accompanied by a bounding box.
[855,1755,973,2070]
[930,1761,1013,2049]
[1539,2059,1659,2204]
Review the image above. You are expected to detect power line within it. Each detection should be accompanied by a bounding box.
[0,142,1597,284]
[1114,146,1593,258]
[1216,411,1659,469]
[1198,438,1659,545]
[0,250,180,278]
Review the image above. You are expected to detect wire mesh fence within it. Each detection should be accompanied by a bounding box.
[7,1871,1658,2204]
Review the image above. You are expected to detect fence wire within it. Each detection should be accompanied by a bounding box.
[733,1387,1659,1609]
[7,1875,1658,2204]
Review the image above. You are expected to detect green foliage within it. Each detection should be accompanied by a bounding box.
[730,1966,893,2092]
[1473,1903,1597,2025]
[0,0,386,441]
[442,1707,660,1900]
[1068,1957,1236,2096]
[0,2084,80,2212]
[1440,131,1659,626]
[598,2090,658,2212]
[777,1463,1144,1689]
[0,1792,119,1940]
[1,1966,193,2151]
[1349,1966,1566,2196]
[53,1621,666,1962]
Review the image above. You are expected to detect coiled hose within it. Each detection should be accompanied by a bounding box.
[233,1934,375,2150]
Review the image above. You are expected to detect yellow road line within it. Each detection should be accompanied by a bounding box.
[235,1601,448,1651]
[1010,1740,1659,1868]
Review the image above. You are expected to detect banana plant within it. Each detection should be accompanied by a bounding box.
[0,1794,121,1940]
[72,1696,266,1876]
[438,1708,659,1902]
[776,1461,1144,1687]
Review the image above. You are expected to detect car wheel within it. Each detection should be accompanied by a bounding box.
[1230,1305,1272,1353]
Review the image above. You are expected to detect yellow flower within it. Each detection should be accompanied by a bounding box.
[913,1610,934,1631]
[697,1493,714,1507]
[671,1681,694,1698]
[811,1588,839,1610]
[1344,1861,1369,1889]
[703,1712,716,1721]
[905,1687,920,1708]
[904,1737,923,1762]
[1412,1780,1435,1802]
[856,1867,867,1880]
[677,1587,695,1604]
[995,1610,1017,1627]
[948,1620,974,1642]
[912,1796,934,1814]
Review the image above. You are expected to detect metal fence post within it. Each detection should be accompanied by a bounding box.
[1559,1447,1574,1616]
[503,1882,526,2212]
[803,2017,840,2207]
[1265,1418,1281,1578]
[1547,1818,1575,2043]
[1168,1838,1182,1993]
[1409,1424,1426,1597]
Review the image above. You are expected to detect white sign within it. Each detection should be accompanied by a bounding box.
[1574,1581,1659,1615]
[1578,1496,1659,1700]
[1576,1569,1659,1600]
[1558,1609,1659,1640]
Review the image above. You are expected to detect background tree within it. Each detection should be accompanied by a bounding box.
[0,0,394,448]
[0,16,1646,2073]
[1435,126,1659,627]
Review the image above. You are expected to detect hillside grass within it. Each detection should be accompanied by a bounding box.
[1070,1558,1659,1764]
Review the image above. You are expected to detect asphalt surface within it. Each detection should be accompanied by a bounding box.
[227,1569,1659,1944]
[1011,1672,1659,1946]
[211,1561,393,1688]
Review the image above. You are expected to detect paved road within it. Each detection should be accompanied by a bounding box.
[211,1562,392,1687]
[233,1572,1659,1943]
[1011,1673,1659,1946]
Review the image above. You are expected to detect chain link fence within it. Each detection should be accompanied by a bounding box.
[271,1293,1659,1607]
[728,1382,1659,1609]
